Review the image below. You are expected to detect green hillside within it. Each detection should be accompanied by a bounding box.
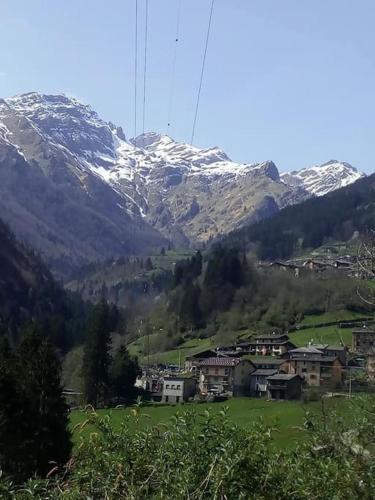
[225,173,375,261]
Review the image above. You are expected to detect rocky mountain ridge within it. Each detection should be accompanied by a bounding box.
[281,160,365,196]
[0,92,366,276]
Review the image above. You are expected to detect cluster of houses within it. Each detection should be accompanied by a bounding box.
[135,325,375,404]
[262,255,362,279]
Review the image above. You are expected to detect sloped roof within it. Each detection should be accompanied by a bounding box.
[254,333,288,340]
[290,347,324,355]
[290,355,339,363]
[251,369,278,376]
[254,358,286,366]
[352,328,375,334]
[267,374,301,381]
[199,357,243,367]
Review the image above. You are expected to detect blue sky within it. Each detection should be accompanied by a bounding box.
[0,0,374,173]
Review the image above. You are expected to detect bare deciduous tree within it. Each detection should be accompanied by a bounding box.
[357,229,375,307]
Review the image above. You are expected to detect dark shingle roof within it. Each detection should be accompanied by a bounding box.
[267,374,300,381]
[254,359,286,367]
[199,357,243,367]
[289,355,338,363]
[251,369,278,376]
[352,328,375,334]
[254,333,288,340]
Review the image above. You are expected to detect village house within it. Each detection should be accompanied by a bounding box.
[287,347,343,387]
[198,357,256,396]
[267,374,302,400]
[352,326,375,354]
[302,259,336,273]
[253,357,289,372]
[161,376,197,403]
[250,369,278,397]
[269,261,301,278]
[247,332,296,356]
[366,349,375,382]
[309,343,348,366]
[185,349,230,371]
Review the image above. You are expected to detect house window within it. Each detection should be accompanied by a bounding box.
[215,368,219,374]
[302,368,307,373]
[166,385,170,389]
[224,368,229,375]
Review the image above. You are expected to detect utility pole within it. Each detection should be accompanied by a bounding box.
[348,367,352,398]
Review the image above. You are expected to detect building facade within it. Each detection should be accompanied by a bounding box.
[352,327,375,354]
[250,369,278,397]
[287,347,343,387]
[162,377,197,403]
[247,333,296,357]
[267,374,302,400]
[198,358,255,396]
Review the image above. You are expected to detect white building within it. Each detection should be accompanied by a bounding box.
[162,376,196,403]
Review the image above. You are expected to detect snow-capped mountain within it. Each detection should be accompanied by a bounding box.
[281,160,365,196]
[0,92,364,276]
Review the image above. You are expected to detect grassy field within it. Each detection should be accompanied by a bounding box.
[70,396,357,450]
[299,309,369,327]
[289,325,352,347]
[128,337,214,365]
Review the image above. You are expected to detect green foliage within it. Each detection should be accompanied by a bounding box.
[173,250,203,287]
[82,301,114,407]
[0,325,71,481]
[110,344,141,400]
[2,398,375,498]
[226,173,375,260]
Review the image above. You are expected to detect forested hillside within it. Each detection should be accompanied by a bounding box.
[224,173,375,260]
[0,218,87,350]
[123,246,372,362]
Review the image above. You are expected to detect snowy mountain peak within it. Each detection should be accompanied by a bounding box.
[281,160,365,196]
[131,132,231,167]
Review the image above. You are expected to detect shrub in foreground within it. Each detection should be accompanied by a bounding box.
[1,399,375,499]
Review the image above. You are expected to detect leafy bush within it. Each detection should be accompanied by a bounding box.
[2,398,375,498]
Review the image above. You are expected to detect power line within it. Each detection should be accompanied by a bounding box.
[190,0,215,145]
[142,0,149,140]
[134,0,139,144]
[167,0,182,134]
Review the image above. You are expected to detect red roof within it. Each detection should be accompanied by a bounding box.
[198,357,242,367]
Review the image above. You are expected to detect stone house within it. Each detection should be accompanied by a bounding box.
[250,369,278,397]
[247,333,296,356]
[287,347,343,387]
[198,357,256,396]
[352,326,375,354]
[366,349,375,381]
[267,374,302,400]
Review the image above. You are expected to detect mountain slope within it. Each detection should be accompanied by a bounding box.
[281,160,365,196]
[0,218,65,333]
[0,94,166,277]
[224,173,375,261]
[0,92,366,277]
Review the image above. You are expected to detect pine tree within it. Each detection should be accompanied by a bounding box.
[82,301,113,407]
[110,344,140,401]
[145,257,154,271]
[0,326,72,480]
[17,325,72,477]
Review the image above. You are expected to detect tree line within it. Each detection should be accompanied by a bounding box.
[0,301,140,483]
